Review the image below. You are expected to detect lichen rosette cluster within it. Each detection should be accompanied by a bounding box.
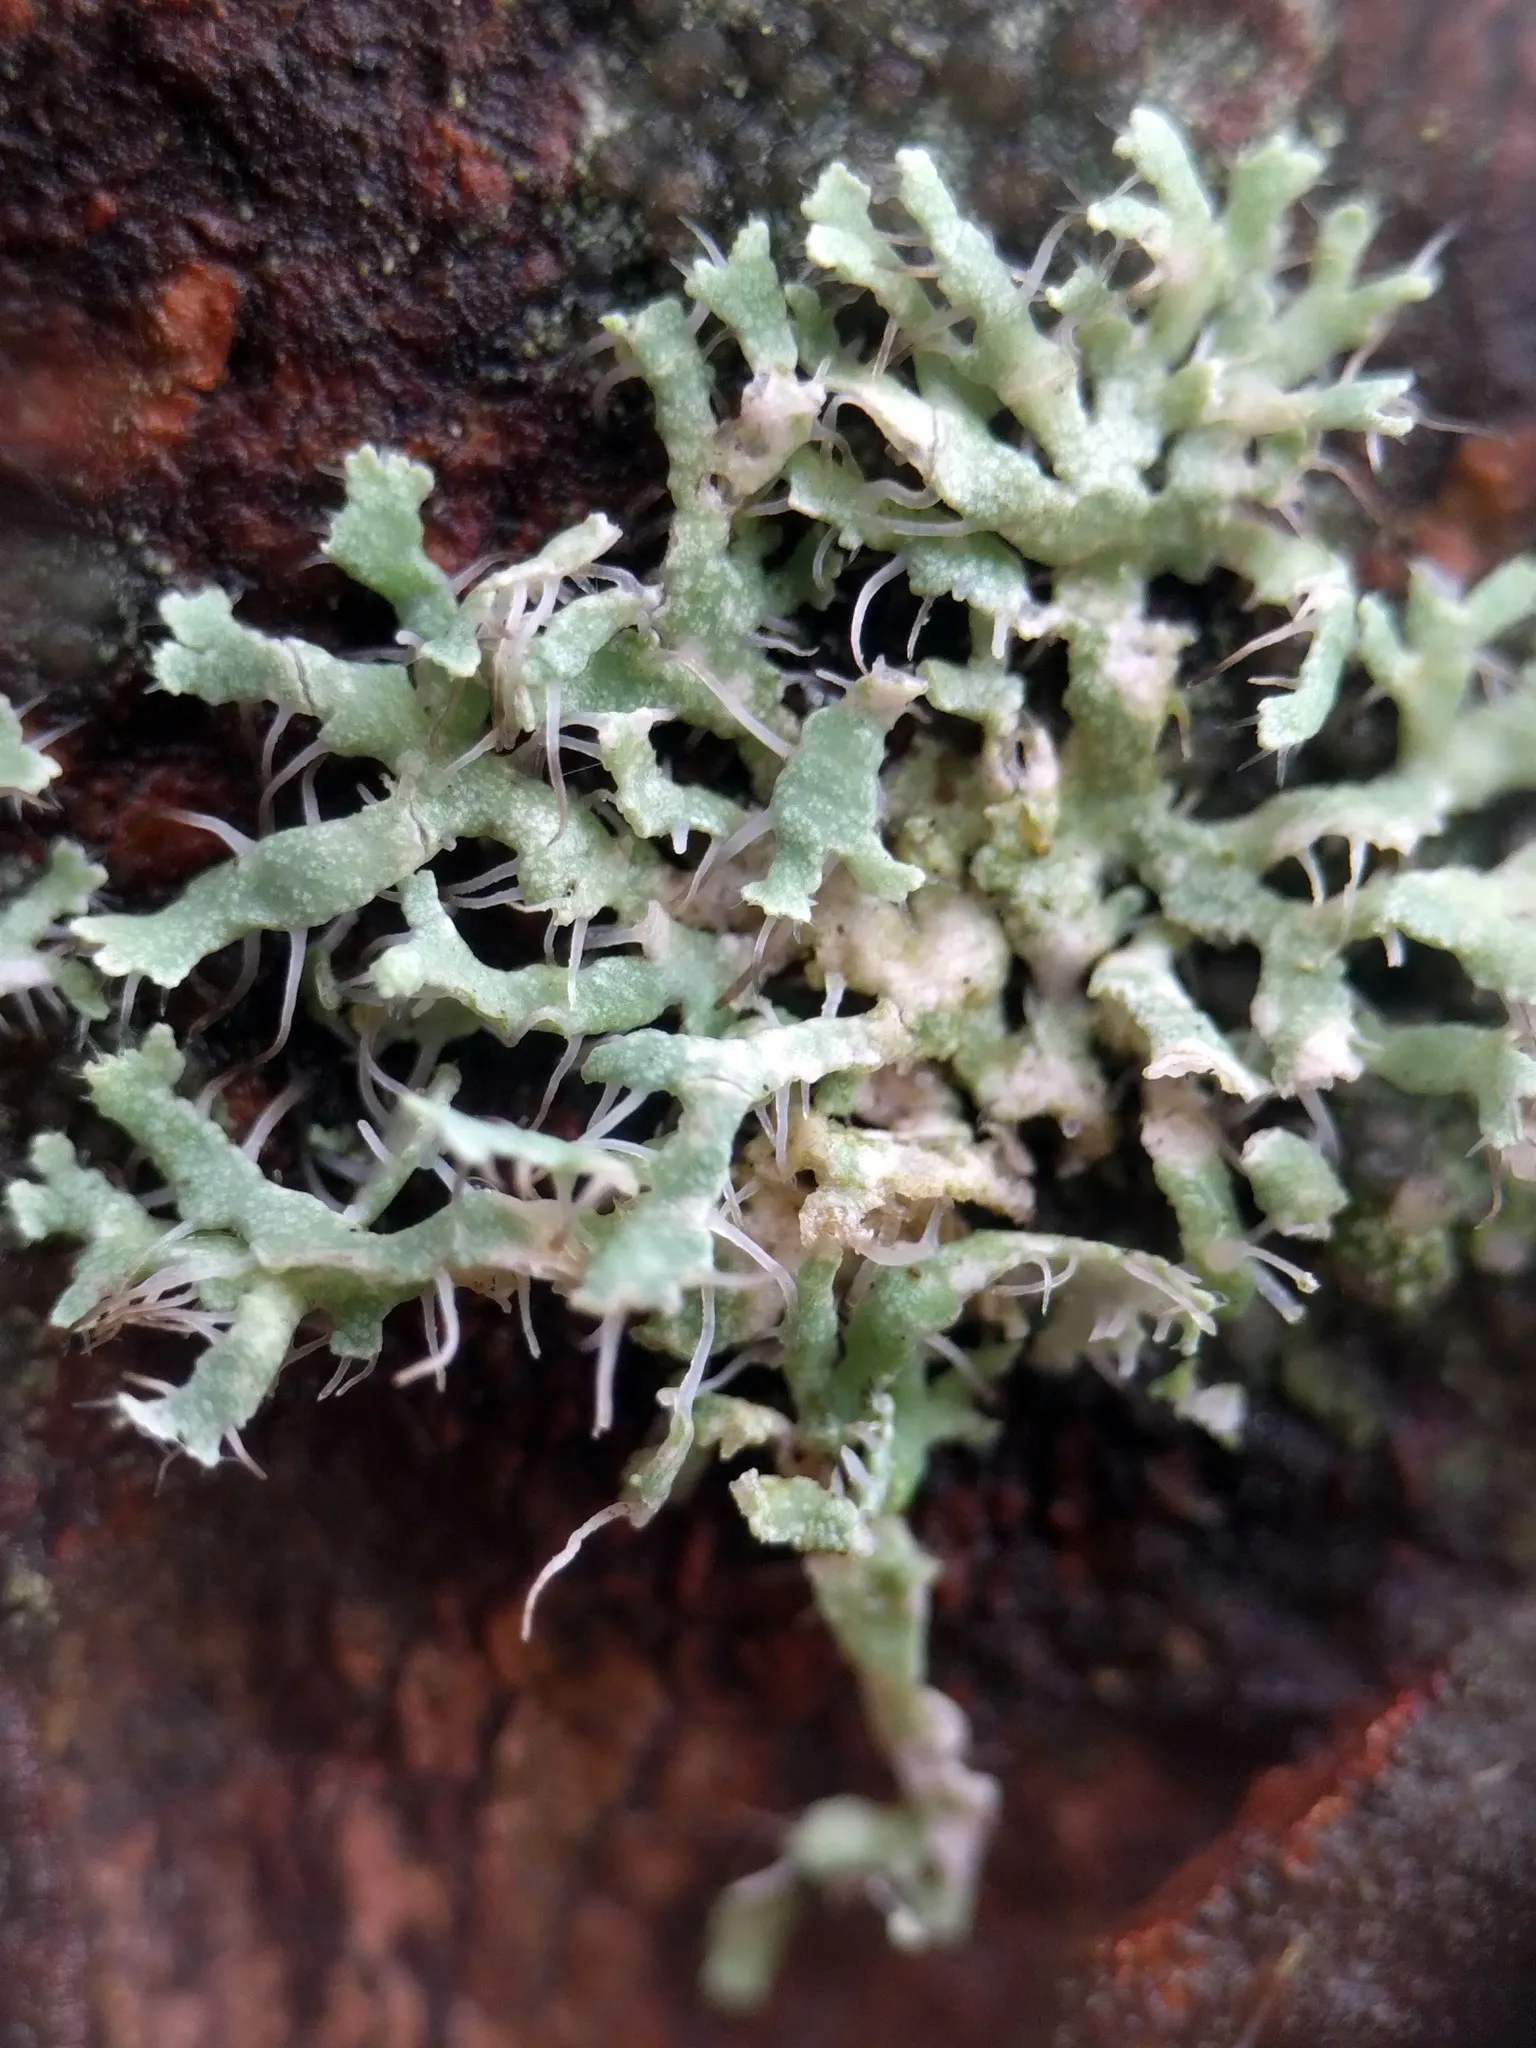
[4,112,1536,2003]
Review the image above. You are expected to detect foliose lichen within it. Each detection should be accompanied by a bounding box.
[0,706,106,1028]
[4,109,1535,2002]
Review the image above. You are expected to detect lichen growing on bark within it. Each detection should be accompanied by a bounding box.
[5,109,1536,2003]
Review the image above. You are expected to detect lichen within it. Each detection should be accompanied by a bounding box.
[0,708,108,1024]
[6,110,1536,2003]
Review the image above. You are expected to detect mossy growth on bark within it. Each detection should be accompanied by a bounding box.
[4,110,1536,2004]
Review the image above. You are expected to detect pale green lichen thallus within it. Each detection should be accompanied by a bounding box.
[5,112,1536,2004]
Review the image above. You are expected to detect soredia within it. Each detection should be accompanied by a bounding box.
[5,110,1535,2005]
